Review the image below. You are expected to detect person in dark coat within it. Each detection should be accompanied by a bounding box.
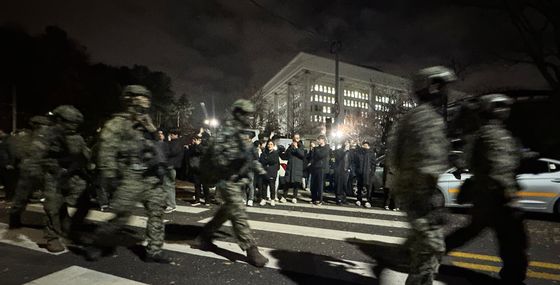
[279,134,305,203]
[333,140,353,205]
[163,129,184,212]
[258,140,279,206]
[309,135,330,205]
[189,134,210,206]
[355,141,376,208]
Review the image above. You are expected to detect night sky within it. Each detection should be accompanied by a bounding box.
[1,0,550,112]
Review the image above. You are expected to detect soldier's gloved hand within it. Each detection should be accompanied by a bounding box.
[156,165,167,182]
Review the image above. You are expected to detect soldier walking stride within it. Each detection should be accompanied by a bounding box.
[86,85,170,263]
[387,66,456,285]
[445,94,528,284]
[197,99,269,268]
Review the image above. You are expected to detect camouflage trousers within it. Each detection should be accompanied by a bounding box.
[10,159,44,218]
[200,179,256,250]
[401,194,445,285]
[93,170,165,255]
[43,172,88,242]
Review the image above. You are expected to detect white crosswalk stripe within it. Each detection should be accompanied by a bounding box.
[246,207,410,228]
[24,266,148,285]
[5,199,422,284]
[197,217,405,244]
[25,204,170,228]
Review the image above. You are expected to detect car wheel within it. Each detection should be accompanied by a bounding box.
[555,199,560,219]
[433,189,446,208]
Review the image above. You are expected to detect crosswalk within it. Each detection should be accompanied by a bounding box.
[3,195,560,284]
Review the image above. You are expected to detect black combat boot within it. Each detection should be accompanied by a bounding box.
[45,239,65,253]
[196,235,218,251]
[8,214,22,229]
[246,246,269,267]
[144,251,172,264]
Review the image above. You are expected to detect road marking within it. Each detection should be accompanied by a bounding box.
[0,223,67,255]
[172,205,209,214]
[272,199,407,216]
[24,265,147,285]
[26,204,170,228]
[134,203,209,214]
[450,251,560,270]
[197,217,405,244]
[246,207,410,229]
[449,251,500,262]
[451,261,560,282]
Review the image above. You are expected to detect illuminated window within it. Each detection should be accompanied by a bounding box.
[314,94,318,101]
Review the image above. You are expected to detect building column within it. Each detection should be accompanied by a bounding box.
[273,92,279,131]
[368,85,375,112]
[287,82,294,135]
[303,70,311,127]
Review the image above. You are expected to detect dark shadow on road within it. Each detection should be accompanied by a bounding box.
[346,238,504,285]
[346,238,410,273]
[164,223,232,242]
[269,249,378,285]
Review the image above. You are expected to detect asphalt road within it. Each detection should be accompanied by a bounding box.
[0,183,559,285]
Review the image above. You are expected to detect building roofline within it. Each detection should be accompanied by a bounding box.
[258,52,411,98]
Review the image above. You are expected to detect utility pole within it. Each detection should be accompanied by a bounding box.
[12,85,17,133]
[330,40,342,127]
[211,96,216,119]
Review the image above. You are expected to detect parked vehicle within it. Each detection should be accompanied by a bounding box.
[376,156,560,216]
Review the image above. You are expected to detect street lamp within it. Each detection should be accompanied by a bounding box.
[204,118,219,128]
[208,118,219,128]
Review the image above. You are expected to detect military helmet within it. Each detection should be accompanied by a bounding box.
[122,85,151,99]
[413,66,457,93]
[29,115,51,127]
[52,105,84,124]
[478,93,513,121]
[231,99,255,113]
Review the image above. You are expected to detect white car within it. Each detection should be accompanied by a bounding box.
[438,158,560,215]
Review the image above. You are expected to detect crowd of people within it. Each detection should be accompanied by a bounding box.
[0,64,530,284]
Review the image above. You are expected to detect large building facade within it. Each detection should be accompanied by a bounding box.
[256,52,414,140]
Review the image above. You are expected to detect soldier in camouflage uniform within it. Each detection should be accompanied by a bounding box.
[386,66,456,285]
[197,99,269,268]
[85,85,170,263]
[41,106,90,252]
[9,115,52,229]
[445,94,528,284]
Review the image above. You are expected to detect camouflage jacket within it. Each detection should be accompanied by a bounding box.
[213,119,263,177]
[97,113,163,178]
[29,125,89,173]
[386,103,449,198]
[468,120,520,196]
